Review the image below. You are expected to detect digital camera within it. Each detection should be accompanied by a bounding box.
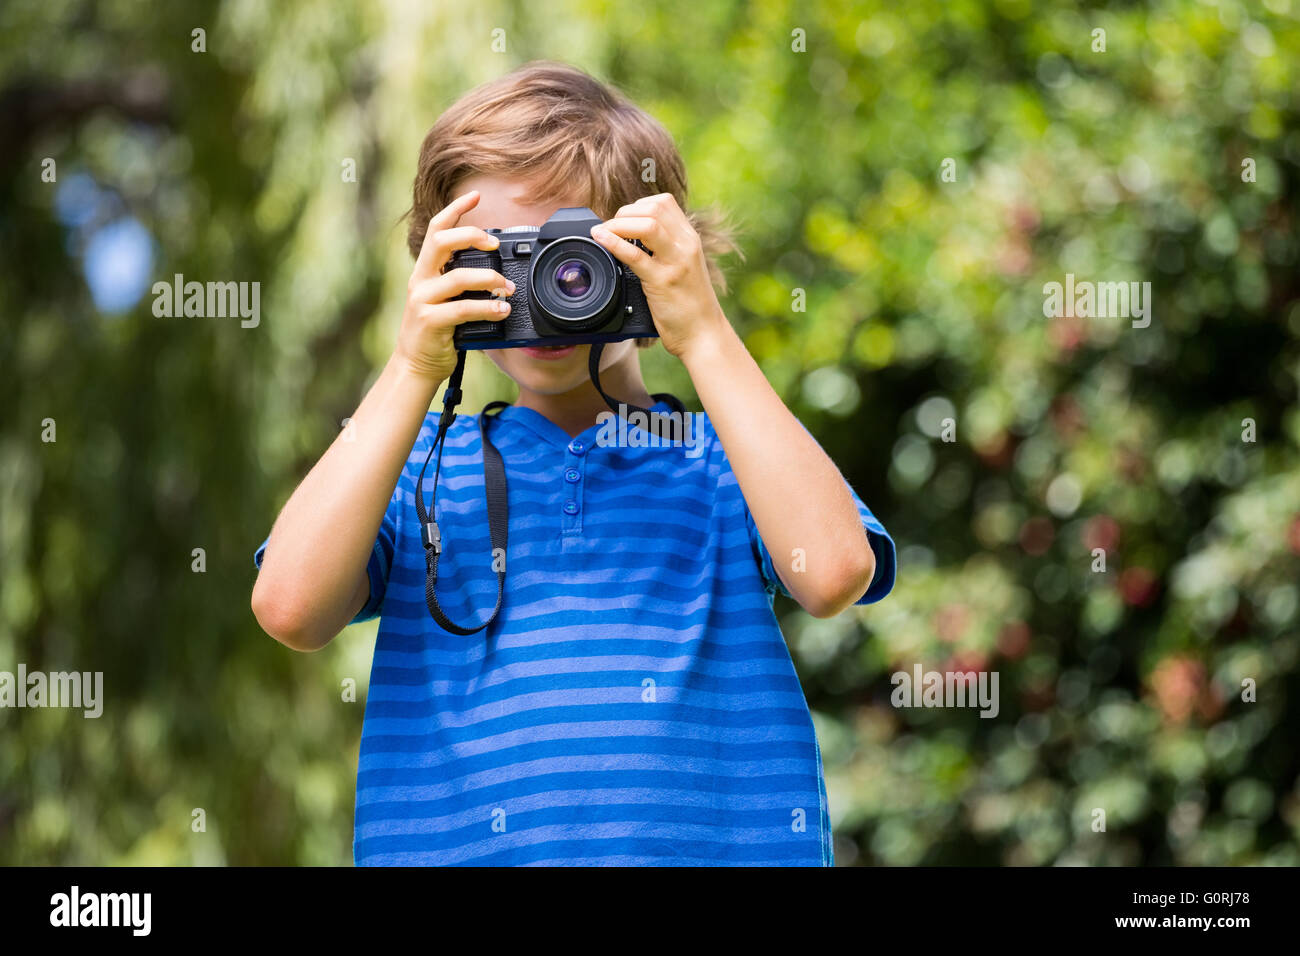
[449,207,658,349]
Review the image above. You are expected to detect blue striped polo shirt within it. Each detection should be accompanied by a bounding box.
[255,400,895,866]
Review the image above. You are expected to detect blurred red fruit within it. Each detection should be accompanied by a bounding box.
[974,431,1014,469]
[1049,395,1086,441]
[1048,313,1086,353]
[1117,445,1146,481]
[1019,516,1055,556]
[1150,656,1203,723]
[996,239,1031,276]
[997,621,1031,659]
[1083,515,1121,554]
[1149,655,1224,724]
[1008,203,1041,234]
[943,650,988,675]
[1119,566,1159,607]
[935,603,969,643]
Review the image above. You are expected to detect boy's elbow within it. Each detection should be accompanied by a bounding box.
[251,580,329,652]
[801,546,876,619]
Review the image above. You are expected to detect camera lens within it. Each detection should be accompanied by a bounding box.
[529,237,621,333]
[553,259,592,299]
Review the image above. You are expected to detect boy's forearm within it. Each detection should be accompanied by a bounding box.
[252,354,441,649]
[681,318,876,617]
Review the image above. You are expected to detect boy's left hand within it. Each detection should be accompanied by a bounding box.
[591,193,727,361]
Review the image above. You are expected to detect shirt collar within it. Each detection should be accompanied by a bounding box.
[496,401,673,450]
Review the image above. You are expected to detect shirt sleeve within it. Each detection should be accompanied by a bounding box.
[745,477,897,607]
[253,486,400,625]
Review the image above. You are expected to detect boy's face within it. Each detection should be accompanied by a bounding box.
[457,174,640,398]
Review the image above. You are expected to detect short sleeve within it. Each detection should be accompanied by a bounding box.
[746,479,896,607]
[253,487,399,626]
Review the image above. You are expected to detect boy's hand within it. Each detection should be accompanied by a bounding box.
[591,193,728,362]
[397,190,515,384]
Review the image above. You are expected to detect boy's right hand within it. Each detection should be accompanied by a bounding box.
[396,190,514,383]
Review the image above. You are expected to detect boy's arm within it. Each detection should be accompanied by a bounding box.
[251,356,440,651]
[682,322,877,617]
[252,190,512,650]
[593,193,877,617]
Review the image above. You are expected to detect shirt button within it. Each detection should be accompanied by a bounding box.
[568,439,586,456]
[563,500,580,515]
[564,468,580,483]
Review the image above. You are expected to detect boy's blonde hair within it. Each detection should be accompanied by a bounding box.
[406,62,736,346]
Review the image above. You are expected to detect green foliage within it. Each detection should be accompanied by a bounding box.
[2,0,1298,864]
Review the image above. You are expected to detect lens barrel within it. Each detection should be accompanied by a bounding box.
[529,237,620,332]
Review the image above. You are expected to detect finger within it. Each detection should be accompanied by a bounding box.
[421,226,500,277]
[423,297,512,327]
[599,216,668,250]
[413,191,484,277]
[414,268,515,304]
[647,194,693,238]
[615,193,680,219]
[591,223,653,271]
[614,198,659,219]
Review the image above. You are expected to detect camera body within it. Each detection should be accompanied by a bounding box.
[449,207,658,349]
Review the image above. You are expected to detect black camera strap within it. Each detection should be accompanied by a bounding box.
[416,345,685,635]
[414,351,509,635]
[588,341,687,437]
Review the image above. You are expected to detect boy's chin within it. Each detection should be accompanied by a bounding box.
[502,347,590,393]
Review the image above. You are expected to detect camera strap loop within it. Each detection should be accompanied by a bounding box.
[587,342,686,439]
[415,350,509,635]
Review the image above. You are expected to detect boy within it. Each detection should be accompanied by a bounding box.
[251,62,895,866]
